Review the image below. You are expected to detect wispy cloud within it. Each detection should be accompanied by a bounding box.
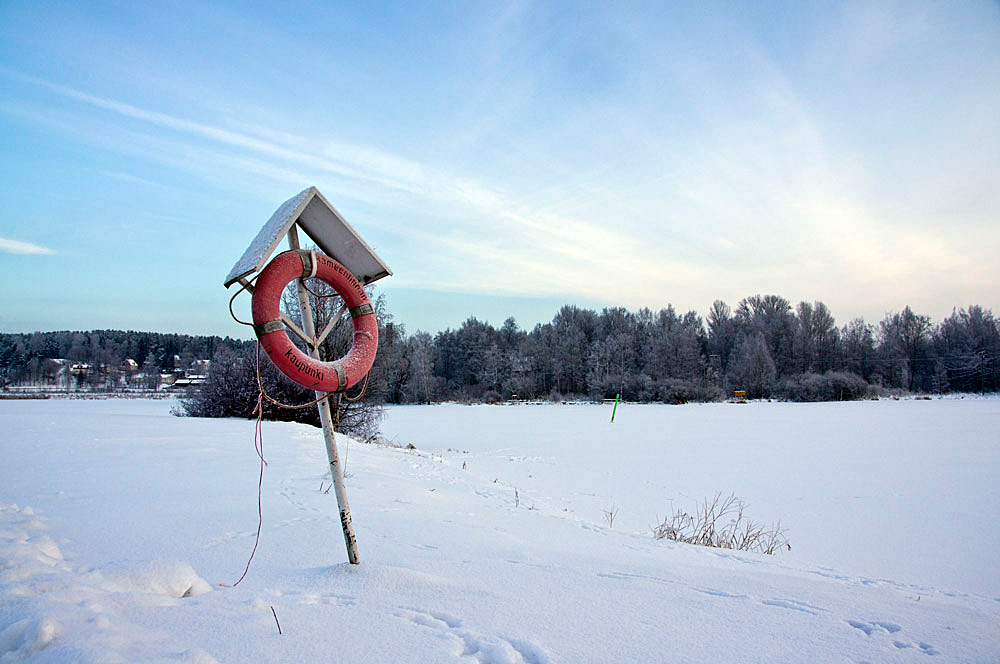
[5,73,645,297]
[99,170,166,188]
[0,237,55,255]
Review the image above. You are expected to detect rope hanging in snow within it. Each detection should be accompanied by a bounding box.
[221,253,374,585]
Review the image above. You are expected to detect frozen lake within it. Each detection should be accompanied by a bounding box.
[2,396,998,662]
[384,397,1000,597]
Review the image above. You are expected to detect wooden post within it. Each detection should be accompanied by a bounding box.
[287,225,360,564]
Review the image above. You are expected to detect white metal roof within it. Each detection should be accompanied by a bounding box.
[224,187,392,288]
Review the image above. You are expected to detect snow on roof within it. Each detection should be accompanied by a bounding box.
[224,186,392,288]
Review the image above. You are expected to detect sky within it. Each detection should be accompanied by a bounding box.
[1,1,998,339]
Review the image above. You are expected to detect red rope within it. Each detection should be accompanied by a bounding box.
[227,392,267,587]
[221,283,369,586]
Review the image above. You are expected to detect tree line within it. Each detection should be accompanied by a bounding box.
[370,297,999,403]
[3,296,998,403]
[0,330,252,389]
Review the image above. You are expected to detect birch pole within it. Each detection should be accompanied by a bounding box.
[287,225,360,564]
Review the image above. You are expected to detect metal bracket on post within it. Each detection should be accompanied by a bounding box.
[287,224,360,564]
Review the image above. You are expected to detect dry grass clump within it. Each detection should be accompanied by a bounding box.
[652,492,790,555]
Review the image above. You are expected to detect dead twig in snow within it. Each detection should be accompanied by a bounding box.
[602,504,619,528]
[271,605,283,634]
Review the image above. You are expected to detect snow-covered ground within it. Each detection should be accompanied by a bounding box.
[2,398,998,662]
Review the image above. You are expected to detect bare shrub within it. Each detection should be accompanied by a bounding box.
[652,492,789,555]
[177,345,382,440]
[657,378,724,404]
[602,504,619,528]
[775,371,871,402]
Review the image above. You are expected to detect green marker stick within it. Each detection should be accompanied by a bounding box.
[611,393,620,422]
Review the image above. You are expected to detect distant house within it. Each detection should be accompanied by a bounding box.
[71,363,91,376]
[191,359,211,373]
[168,374,207,390]
[121,358,139,372]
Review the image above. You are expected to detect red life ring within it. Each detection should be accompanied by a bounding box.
[251,250,378,392]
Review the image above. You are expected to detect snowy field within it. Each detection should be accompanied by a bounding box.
[1,398,998,662]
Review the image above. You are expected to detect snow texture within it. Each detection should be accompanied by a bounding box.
[224,187,312,287]
[1,397,998,662]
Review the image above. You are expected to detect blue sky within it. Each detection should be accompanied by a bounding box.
[1,1,998,338]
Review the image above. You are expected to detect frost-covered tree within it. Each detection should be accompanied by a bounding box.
[402,331,437,403]
[372,321,410,404]
[878,306,932,391]
[792,301,839,373]
[728,333,777,398]
[934,306,1000,393]
[551,306,597,396]
[586,308,643,399]
[645,305,704,382]
[735,295,796,376]
[706,299,737,381]
[841,318,878,382]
